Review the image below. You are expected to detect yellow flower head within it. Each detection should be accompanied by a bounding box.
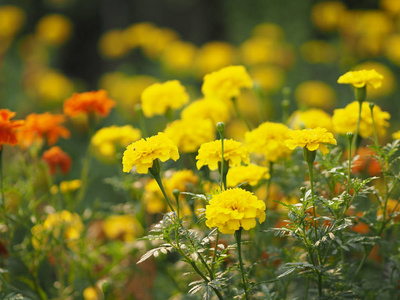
[83,286,101,300]
[332,101,390,138]
[35,69,74,104]
[250,65,286,93]
[392,130,400,140]
[295,81,336,110]
[166,169,199,193]
[161,41,197,73]
[227,164,270,188]
[141,80,189,117]
[194,41,236,76]
[0,5,25,38]
[311,1,347,32]
[164,118,215,153]
[91,125,141,163]
[103,215,141,241]
[286,127,337,155]
[337,69,384,89]
[196,139,249,170]
[122,132,179,174]
[99,29,129,58]
[245,122,292,162]
[289,109,333,132]
[181,98,231,125]
[205,188,266,234]
[36,14,72,46]
[31,210,84,250]
[60,179,82,193]
[202,65,253,101]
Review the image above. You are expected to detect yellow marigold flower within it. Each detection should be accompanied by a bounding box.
[91,125,141,163]
[392,130,400,140]
[0,5,25,38]
[123,22,157,49]
[250,65,286,93]
[143,179,165,214]
[289,109,333,132]
[245,122,292,162]
[166,169,199,194]
[227,164,270,188]
[205,188,266,234]
[196,139,249,170]
[83,286,101,300]
[252,23,285,41]
[311,1,347,32]
[295,81,336,110]
[161,41,197,74]
[286,127,337,155]
[380,0,400,15]
[194,41,236,76]
[60,179,82,193]
[140,27,178,59]
[240,37,277,66]
[202,65,253,101]
[141,80,189,117]
[35,69,74,104]
[102,215,141,241]
[332,101,390,138]
[337,69,384,89]
[122,132,179,174]
[31,210,84,250]
[36,14,72,46]
[164,118,215,153]
[181,98,231,124]
[98,29,129,58]
[300,40,337,64]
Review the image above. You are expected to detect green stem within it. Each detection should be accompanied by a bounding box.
[352,100,363,154]
[152,173,175,213]
[265,161,273,202]
[235,229,249,300]
[232,97,252,131]
[369,103,379,146]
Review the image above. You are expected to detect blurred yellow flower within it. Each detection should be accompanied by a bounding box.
[311,1,347,32]
[240,37,277,66]
[181,98,231,125]
[123,22,158,49]
[140,27,179,59]
[161,41,197,74]
[384,35,400,66]
[227,164,270,188]
[60,179,82,193]
[252,23,285,41]
[354,62,395,99]
[202,65,252,101]
[122,132,179,174]
[380,0,400,15]
[141,80,189,117]
[286,127,337,155]
[194,41,236,76]
[289,109,333,132]
[205,188,266,234]
[392,130,400,140]
[36,14,72,46]
[91,125,141,163]
[164,118,215,153]
[35,69,74,104]
[99,29,129,58]
[143,179,165,214]
[103,215,141,241]
[250,65,285,93]
[0,5,25,38]
[245,122,292,162]
[83,286,101,300]
[31,210,84,250]
[332,101,390,138]
[166,169,199,194]
[300,40,337,64]
[196,139,249,170]
[337,69,384,89]
[295,81,336,110]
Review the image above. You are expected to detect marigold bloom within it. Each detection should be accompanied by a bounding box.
[83,286,101,300]
[122,132,179,174]
[31,210,84,250]
[18,112,70,148]
[205,188,266,234]
[196,139,249,170]
[245,122,292,162]
[227,164,270,187]
[42,146,72,175]
[164,118,215,153]
[194,41,236,76]
[202,65,253,101]
[286,127,337,155]
[102,215,141,241]
[332,101,390,138]
[250,65,286,93]
[392,130,400,140]
[99,29,129,58]
[91,125,141,163]
[63,90,116,118]
[351,147,381,176]
[59,179,82,194]
[35,70,74,104]
[141,80,189,117]
[181,98,231,124]
[311,1,347,32]
[161,41,197,73]
[0,5,25,38]
[0,109,24,149]
[337,69,384,89]
[36,14,72,46]
[289,109,333,132]
[295,81,336,110]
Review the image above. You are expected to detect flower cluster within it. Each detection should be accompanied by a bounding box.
[0,109,24,149]
[227,164,270,187]
[286,127,337,154]
[42,146,72,175]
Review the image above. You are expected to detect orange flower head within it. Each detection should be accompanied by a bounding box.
[0,109,24,150]
[18,113,70,149]
[42,146,72,175]
[63,90,116,118]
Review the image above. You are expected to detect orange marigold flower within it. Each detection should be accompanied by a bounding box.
[63,90,116,118]
[42,146,72,175]
[18,112,70,148]
[0,109,24,150]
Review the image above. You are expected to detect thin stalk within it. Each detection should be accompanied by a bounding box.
[352,100,363,154]
[232,97,252,131]
[235,229,249,300]
[369,103,379,146]
[265,161,273,201]
[153,173,175,213]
